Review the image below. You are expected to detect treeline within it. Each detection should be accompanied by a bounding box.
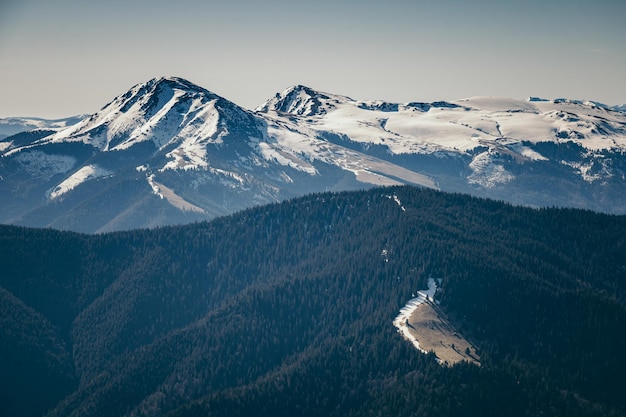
[0,186,625,417]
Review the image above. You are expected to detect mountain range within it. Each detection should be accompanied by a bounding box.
[1,77,625,232]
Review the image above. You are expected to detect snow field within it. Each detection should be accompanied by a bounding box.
[48,165,112,199]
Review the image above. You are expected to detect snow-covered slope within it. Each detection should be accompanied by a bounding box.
[25,77,264,171]
[0,115,86,140]
[258,86,626,186]
[1,77,625,232]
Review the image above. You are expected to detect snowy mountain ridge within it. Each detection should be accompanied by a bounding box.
[22,77,264,172]
[0,115,87,148]
[1,77,625,232]
[259,85,626,153]
[256,85,626,189]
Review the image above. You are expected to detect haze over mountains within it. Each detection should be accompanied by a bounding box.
[1,76,625,232]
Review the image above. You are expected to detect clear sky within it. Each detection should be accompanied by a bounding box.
[1,0,624,118]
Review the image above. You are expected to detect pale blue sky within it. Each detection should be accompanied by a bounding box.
[1,0,624,118]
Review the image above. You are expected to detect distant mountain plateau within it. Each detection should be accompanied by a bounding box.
[1,77,625,232]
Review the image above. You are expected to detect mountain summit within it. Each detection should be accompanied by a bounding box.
[257,84,352,116]
[1,77,625,232]
[37,77,263,169]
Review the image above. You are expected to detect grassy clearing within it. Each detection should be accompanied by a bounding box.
[406,300,480,366]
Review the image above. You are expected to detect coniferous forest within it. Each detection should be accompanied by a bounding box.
[1,186,625,417]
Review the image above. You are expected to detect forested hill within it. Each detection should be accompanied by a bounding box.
[1,186,625,417]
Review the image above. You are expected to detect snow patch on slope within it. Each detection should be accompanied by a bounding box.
[14,150,76,179]
[468,152,515,187]
[146,174,163,198]
[393,278,438,356]
[560,155,613,183]
[508,143,548,161]
[48,165,112,199]
[386,194,406,211]
[146,174,205,212]
[0,142,13,152]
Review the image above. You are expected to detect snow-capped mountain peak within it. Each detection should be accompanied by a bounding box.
[256,85,354,116]
[46,77,226,152]
[2,77,626,233]
[18,76,265,174]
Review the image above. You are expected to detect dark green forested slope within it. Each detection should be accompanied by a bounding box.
[0,186,625,417]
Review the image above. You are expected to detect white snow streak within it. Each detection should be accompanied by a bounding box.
[393,278,438,357]
[146,174,205,213]
[386,194,406,211]
[48,165,111,199]
[146,174,163,199]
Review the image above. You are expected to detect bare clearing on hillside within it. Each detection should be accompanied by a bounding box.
[406,301,480,366]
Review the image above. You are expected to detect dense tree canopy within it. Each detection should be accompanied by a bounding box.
[1,186,624,417]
